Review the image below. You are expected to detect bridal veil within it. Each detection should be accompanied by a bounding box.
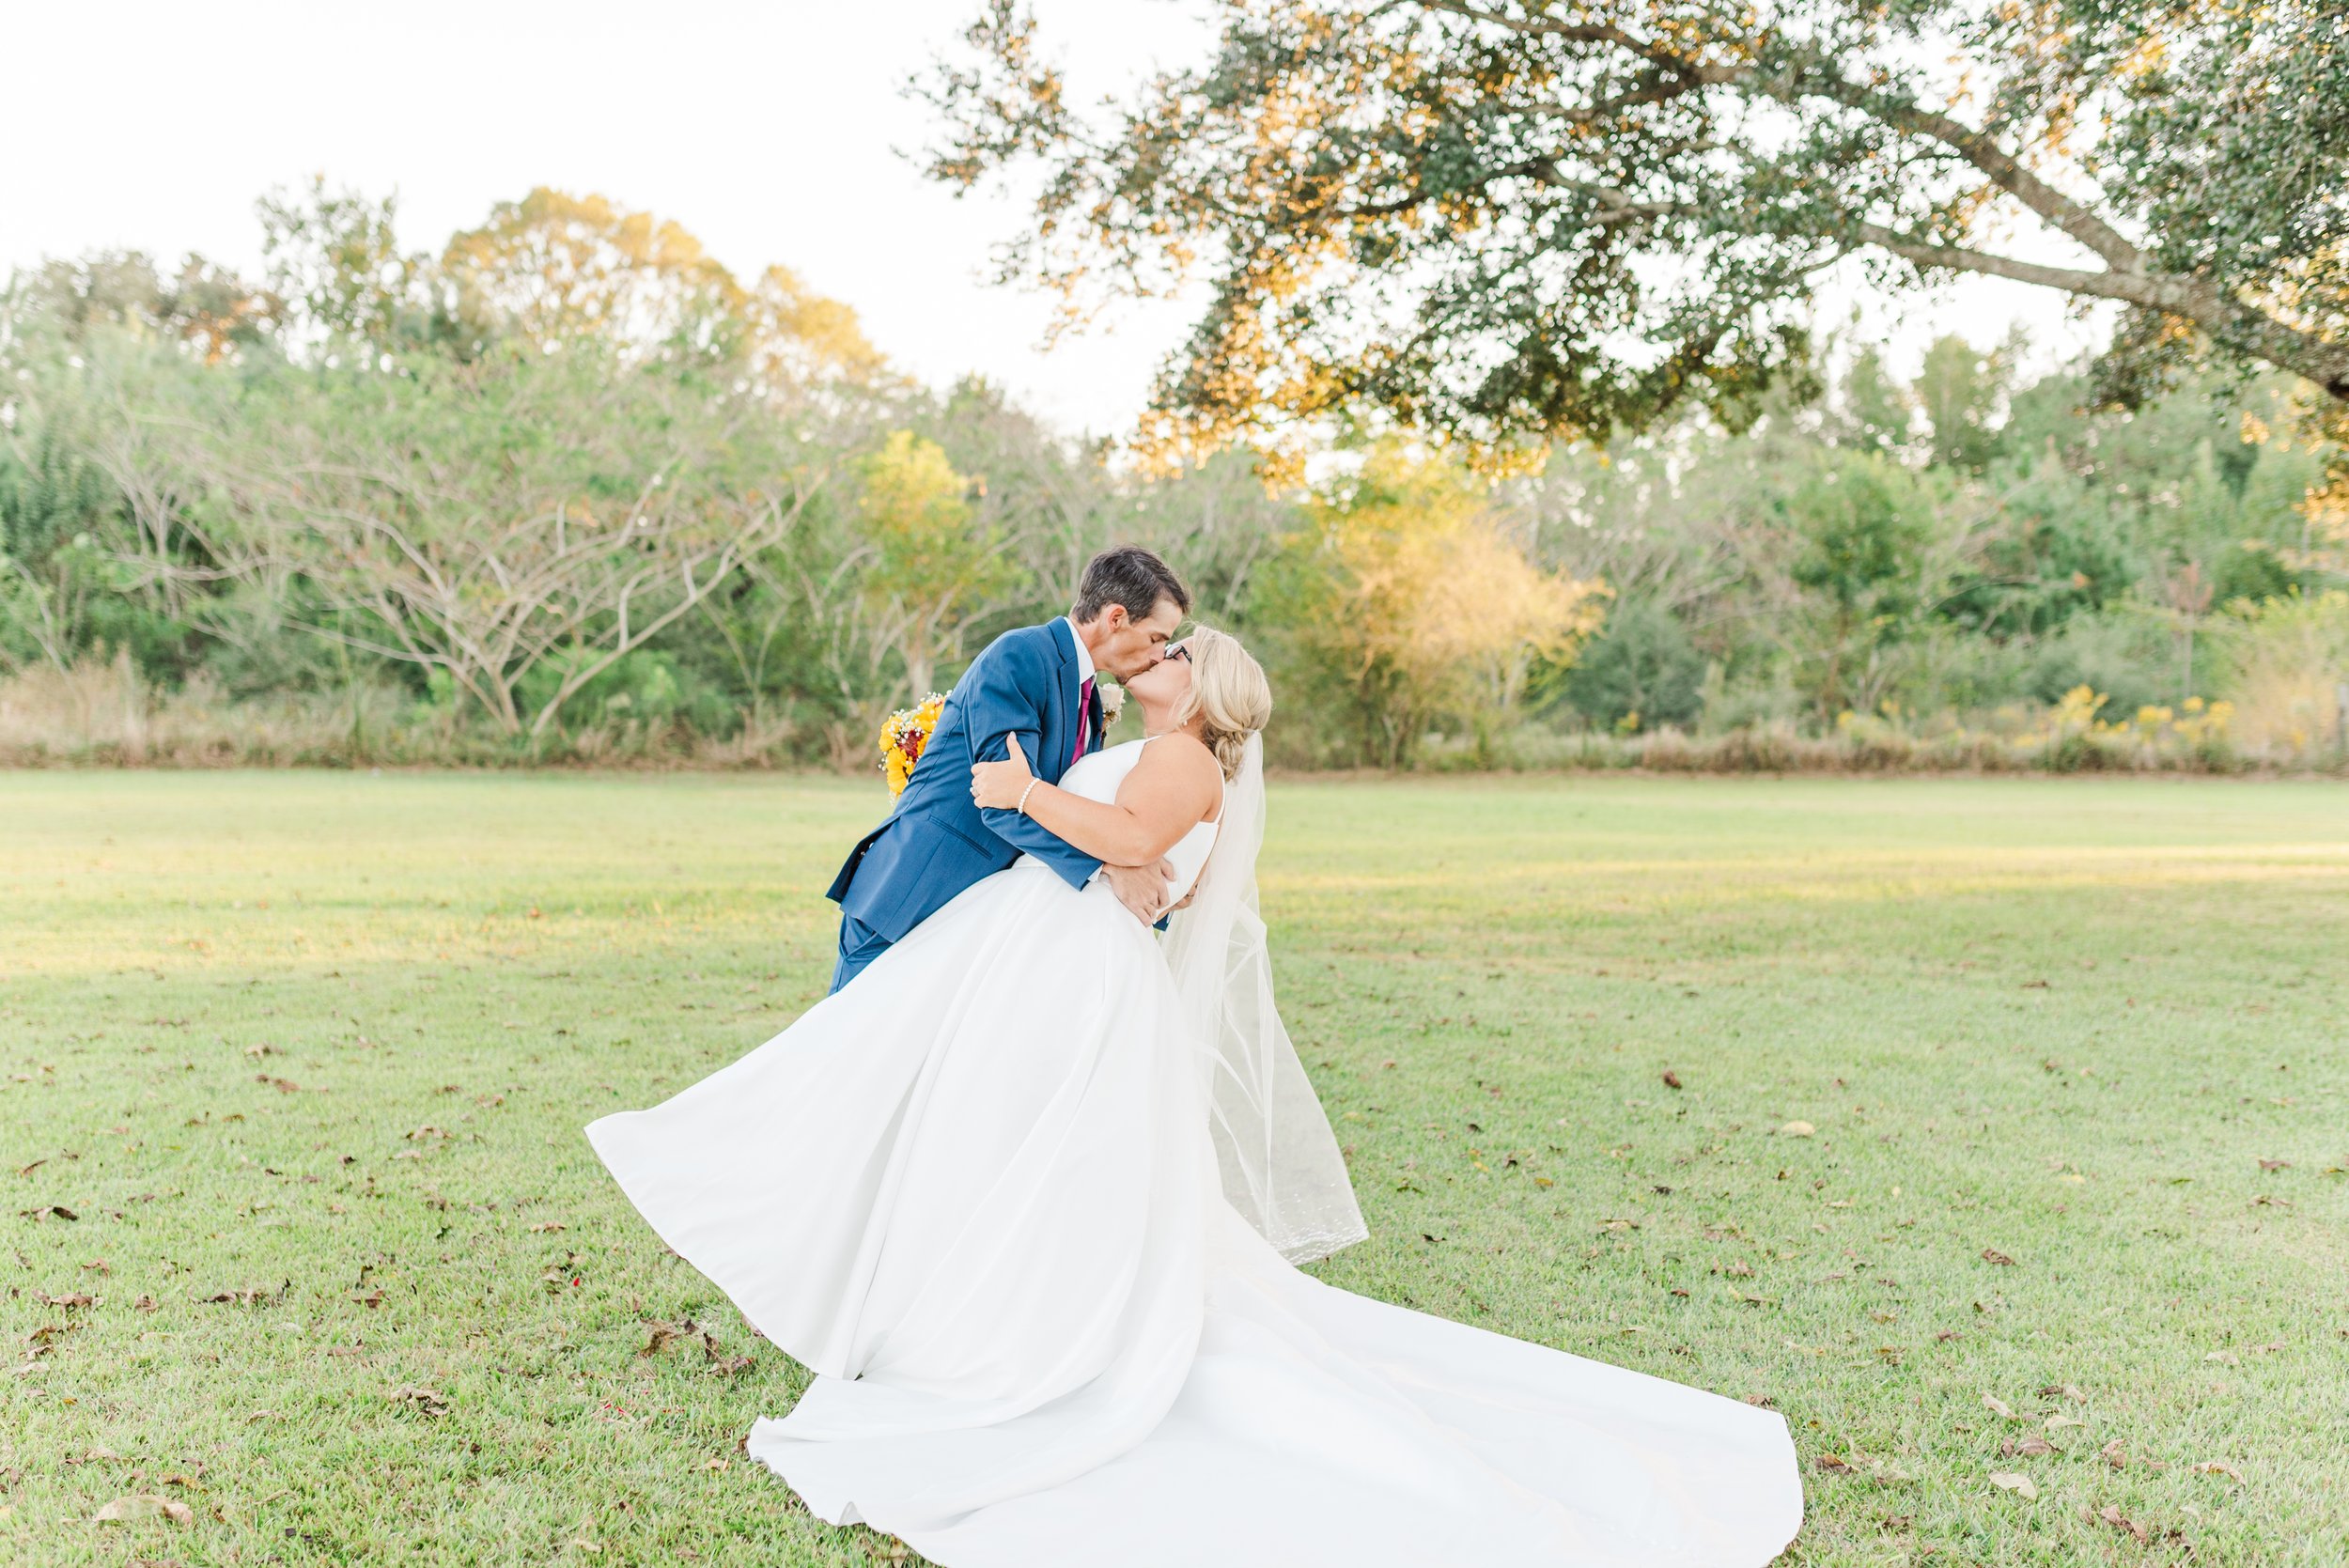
[1160,733,1369,1264]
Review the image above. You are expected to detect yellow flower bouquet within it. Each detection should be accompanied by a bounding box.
[878,694,948,796]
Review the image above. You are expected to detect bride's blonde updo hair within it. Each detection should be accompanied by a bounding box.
[1170,626,1271,780]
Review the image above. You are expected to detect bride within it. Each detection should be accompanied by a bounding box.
[585,628,1801,1566]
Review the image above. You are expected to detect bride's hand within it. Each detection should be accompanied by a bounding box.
[971,742,1035,811]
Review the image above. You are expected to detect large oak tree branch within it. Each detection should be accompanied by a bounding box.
[1849,225,2349,396]
[1420,5,2347,400]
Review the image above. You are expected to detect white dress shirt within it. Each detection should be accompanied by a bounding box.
[1059,617,1101,885]
[1060,616,1096,692]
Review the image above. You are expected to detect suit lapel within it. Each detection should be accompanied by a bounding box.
[1047,617,1081,781]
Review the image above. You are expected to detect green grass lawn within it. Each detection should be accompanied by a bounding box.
[4,770,2345,1566]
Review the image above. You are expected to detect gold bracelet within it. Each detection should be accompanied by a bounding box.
[1017,779,1041,815]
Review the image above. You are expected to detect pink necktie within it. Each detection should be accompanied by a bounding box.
[1071,677,1094,768]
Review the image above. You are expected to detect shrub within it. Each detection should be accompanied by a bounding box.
[1559,597,1706,732]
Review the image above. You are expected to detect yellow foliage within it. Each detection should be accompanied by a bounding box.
[441,188,741,349]
[2032,683,2233,753]
[2283,481,2349,577]
[856,432,1016,699]
[2047,684,2108,732]
[1296,444,1605,756]
[860,433,993,592]
[439,187,882,383]
[744,265,887,385]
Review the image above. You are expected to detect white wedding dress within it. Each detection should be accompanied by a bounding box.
[585,737,1801,1566]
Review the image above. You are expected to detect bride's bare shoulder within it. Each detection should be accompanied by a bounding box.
[1126,731,1221,804]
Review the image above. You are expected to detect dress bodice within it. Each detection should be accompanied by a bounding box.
[1050,737,1221,904]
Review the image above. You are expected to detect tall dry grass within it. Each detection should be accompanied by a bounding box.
[0,652,819,769]
[0,651,383,767]
[2214,591,2349,755]
[5,644,2342,775]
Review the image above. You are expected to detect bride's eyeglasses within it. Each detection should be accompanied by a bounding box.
[1164,642,1192,664]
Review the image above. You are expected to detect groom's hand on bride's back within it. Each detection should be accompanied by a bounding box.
[1104,859,1177,924]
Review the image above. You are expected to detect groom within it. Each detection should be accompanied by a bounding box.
[823,546,1192,993]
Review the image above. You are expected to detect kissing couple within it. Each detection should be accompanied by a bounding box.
[585,546,1802,1566]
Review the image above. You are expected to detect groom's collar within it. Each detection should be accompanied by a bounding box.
[1057,616,1096,687]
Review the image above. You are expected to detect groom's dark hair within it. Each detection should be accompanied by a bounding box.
[1072,546,1190,625]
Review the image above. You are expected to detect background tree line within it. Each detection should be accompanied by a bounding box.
[2,182,2344,773]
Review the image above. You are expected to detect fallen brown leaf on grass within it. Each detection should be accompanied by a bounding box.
[1779,1121,1815,1138]
[197,1281,286,1307]
[2193,1460,2245,1483]
[2100,1439,2129,1469]
[2098,1503,2149,1544]
[1980,1248,2016,1266]
[640,1316,757,1375]
[2258,1158,2290,1171]
[640,1318,701,1358]
[1988,1471,2038,1501]
[1660,1070,1682,1091]
[1814,1453,1852,1472]
[34,1290,93,1310]
[1982,1394,2016,1420]
[94,1494,193,1525]
[389,1385,449,1417]
[2003,1435,2055,1458]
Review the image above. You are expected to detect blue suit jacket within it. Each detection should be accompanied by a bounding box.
[827,619,1105,943]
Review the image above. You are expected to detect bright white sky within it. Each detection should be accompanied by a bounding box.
[1,0,2110,439]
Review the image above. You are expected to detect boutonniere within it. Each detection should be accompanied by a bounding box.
[1096,680,1125,725]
